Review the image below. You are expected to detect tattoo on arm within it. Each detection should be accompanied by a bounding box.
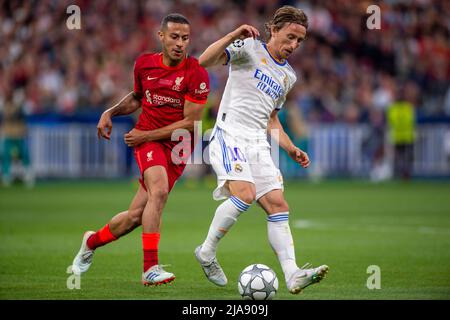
[107,91,142,117]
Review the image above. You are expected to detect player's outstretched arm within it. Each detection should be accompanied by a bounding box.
[123,100,204,147]
[267,110,310,168]
[199,24,260,68]
[97,91,142,140]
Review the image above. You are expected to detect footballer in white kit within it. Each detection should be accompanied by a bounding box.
[195,6,329,294]
[209,36,296,201]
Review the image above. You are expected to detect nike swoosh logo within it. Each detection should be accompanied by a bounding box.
[147,76,157,80]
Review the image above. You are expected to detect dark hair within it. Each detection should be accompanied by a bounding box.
[161,13,190,30]
[264,6,308,41]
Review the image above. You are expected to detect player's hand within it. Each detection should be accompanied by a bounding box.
[124,128,148,147]
[97,112,113,140]
[230,24,260,40]
[289,147,310,168]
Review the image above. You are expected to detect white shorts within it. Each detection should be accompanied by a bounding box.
[209,126,284,201]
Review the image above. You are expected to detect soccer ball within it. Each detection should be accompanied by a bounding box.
[238,264,279,300]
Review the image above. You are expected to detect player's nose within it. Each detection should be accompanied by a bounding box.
[289,40,298,50]
[287,46,296,53]
[175,39,184,48]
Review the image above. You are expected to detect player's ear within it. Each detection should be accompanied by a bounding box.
[270,25,278,38]
[158,30,164,41]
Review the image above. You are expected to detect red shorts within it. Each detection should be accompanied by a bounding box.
[133,141,187,192]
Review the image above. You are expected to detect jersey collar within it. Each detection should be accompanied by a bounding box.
[159,53,187,70]
[262,43,287,66]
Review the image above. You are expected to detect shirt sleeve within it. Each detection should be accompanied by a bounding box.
[133,59,143,96]
[185,64,210,104]
[275,95,287,110]
[224,38,253,65]
[276,74,296,110]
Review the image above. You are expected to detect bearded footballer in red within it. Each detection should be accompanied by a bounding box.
[71,13,210,286]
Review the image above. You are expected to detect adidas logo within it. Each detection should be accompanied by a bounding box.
[146,272,159,281]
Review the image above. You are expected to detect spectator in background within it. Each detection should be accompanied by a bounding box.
[1,89,34,187]
[1,0,448,181]
[387,83,417,180]
[366,108,389,182]
[1,0,448,121]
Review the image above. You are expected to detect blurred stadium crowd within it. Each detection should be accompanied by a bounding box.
[1,0,449,122]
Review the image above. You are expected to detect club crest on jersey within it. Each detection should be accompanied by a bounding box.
[234,163,243,173]
[172,77,184,91]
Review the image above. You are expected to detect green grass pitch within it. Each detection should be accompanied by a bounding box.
[1,179,449,299]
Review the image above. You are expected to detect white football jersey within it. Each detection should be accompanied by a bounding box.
[215,37,297,138]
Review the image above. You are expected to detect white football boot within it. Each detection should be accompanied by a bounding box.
[71,231,96,276]
[142,264,175,286]
[287,263,329,294]
[194,245,227,287]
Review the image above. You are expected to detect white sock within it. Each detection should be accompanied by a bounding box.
[267,212,298,281]
[200,196,251,261]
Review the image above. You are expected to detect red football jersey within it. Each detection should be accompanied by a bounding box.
[133,52,210,150]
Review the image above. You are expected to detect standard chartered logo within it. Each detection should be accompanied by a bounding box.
[144,90,182,106]
[153,94,181,104]
[145,89,152,104]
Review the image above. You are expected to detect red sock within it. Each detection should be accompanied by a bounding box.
[142,233,160,272]
[86,224,117,250]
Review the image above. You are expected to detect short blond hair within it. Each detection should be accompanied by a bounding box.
[264,6,308,41]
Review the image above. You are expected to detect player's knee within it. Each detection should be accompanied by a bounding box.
[263,198,289,214]
[273,201,289,213]
[127,210,142,227]
[268,201,289,214]
[149,187,169,203]
[236,190,255,205]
